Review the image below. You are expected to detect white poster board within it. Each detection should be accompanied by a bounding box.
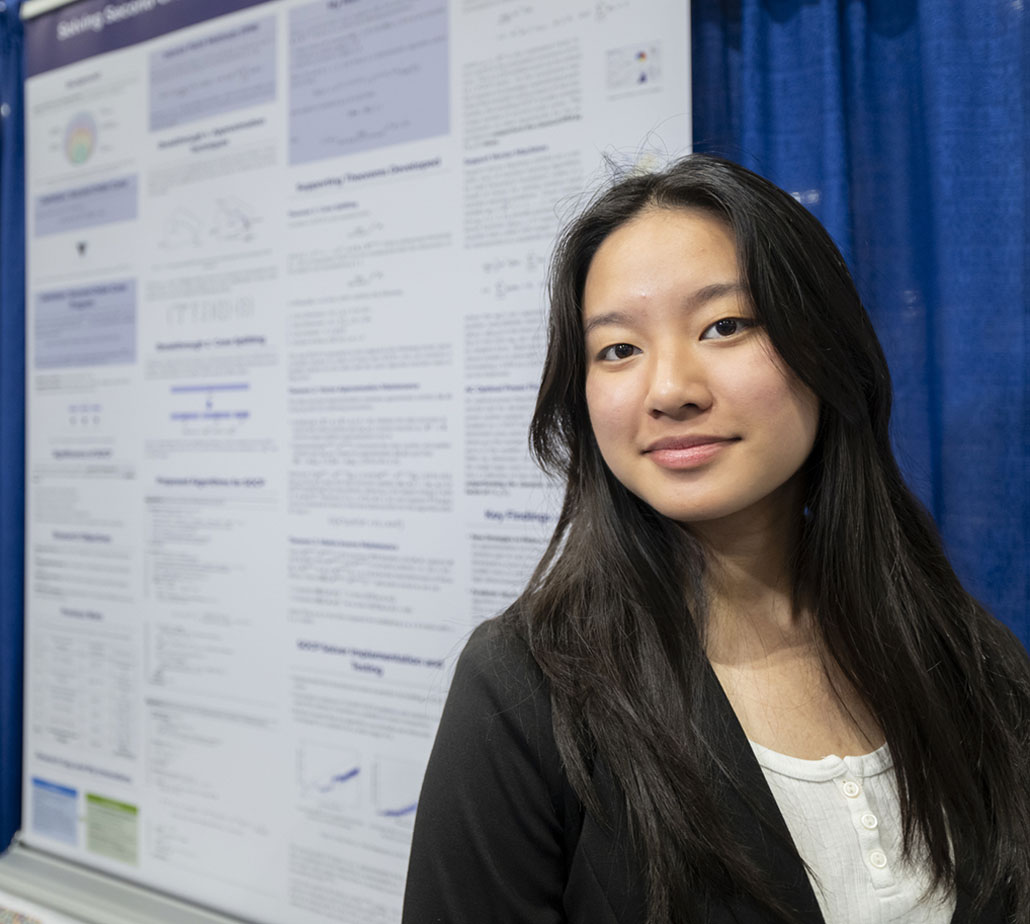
[21,1,690,921]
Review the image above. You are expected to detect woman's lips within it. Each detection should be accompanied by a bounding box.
[644,436,738,469]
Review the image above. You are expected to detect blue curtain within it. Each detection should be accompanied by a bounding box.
[0,0,25,852]
[693,0,1029,647]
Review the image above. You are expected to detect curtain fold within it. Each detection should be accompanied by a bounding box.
[0,0,26,852]
[693,0,1028,646]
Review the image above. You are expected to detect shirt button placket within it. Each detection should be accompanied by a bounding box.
[839,775,895,888]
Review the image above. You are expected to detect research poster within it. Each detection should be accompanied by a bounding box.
[22,1,690,921]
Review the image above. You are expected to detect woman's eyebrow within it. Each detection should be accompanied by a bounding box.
[582,281,746,338]
[583,310,633,338]
[691,281,747,305]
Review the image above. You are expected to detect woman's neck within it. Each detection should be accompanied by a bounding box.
[690,488,883,758]
[688,480,811,656]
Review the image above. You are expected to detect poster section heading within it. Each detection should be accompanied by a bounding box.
[24,0,273,77]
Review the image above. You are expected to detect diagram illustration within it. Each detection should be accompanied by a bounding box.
[65,112,98,165]
[159,198,260,250]
[297,743,362,809]
[372,756,420,821]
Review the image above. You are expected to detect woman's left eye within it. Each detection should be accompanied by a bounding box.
[699,317,755,340]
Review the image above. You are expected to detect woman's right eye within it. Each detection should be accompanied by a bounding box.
[598,343,640,361]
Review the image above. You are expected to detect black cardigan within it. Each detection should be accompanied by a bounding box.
[402,619,1007,924]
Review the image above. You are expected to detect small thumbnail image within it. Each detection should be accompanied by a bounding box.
[607,41,663,93]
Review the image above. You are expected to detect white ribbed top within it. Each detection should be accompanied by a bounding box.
[750,741,954,924]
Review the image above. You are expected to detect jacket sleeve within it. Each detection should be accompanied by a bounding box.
[402,619,572,924]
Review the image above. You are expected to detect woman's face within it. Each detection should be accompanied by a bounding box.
[582,207,819,529]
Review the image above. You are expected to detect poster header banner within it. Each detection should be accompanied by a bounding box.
[24,0,273,77]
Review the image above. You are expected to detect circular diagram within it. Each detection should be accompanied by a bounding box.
[65,112,98,165]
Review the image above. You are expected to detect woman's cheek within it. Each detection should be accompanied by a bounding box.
[586,376,638,435]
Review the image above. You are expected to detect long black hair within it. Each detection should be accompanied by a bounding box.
[505,154,1030,923]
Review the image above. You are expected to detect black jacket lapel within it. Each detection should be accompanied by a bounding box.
[701,660,827,924]
[565,661,828,924]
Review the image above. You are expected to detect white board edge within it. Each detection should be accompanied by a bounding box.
[0,840,247,924]
[20,0,80,22]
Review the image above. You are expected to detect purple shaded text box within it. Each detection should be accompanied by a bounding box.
[34,175,138,238]
[35,280,137,370]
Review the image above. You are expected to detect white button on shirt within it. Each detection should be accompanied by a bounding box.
[750,741,954,924]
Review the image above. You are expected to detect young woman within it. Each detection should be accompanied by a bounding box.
[401,155,1030,924]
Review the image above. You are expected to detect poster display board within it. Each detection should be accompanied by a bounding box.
[21,1,690,920]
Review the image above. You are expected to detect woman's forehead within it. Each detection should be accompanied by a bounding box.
[581,208,742,321]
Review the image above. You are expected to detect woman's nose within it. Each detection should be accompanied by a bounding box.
[645,348,712,418]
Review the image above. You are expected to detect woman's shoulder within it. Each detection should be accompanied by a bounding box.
[404,611,583,924]
[430,609,570,812]
[450,609,552,717]
[458,607,536,664]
